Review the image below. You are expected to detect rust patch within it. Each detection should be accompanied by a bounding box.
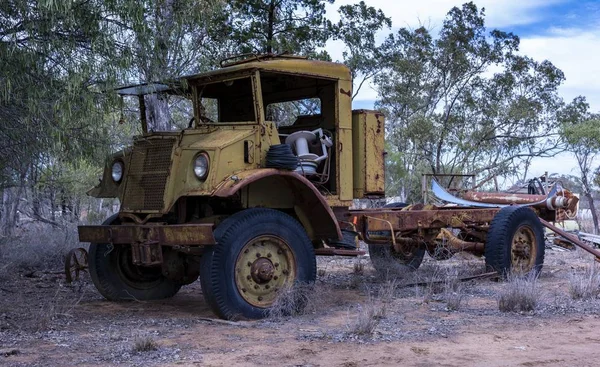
[339,88,352,97]
[78,224,216,246]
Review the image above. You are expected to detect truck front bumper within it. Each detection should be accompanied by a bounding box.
[78,224,216,246]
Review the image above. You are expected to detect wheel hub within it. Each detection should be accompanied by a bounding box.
[234,235,296,308]
[511,225,537,274]
[251,258,275,283]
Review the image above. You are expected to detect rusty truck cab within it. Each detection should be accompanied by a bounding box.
[78,55,390,319]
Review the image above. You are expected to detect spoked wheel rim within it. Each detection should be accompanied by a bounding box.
[510,225,538,274]
[116,245,163,290]
[234,235,296,308]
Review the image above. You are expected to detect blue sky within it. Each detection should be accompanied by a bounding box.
[325,0,600,179]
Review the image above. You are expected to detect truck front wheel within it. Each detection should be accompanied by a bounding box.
[200,208,316,320]
[88,214,181,301]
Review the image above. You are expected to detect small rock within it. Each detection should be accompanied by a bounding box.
[1,349,20,357]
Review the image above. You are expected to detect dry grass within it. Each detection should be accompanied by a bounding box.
[353,259,365,275]
[132,336,159,352]
[346,280,397,336]
[498,273,542,312]
[347,300,382,336]
[568,263,600,300]
[444,275,467,311]
[268,283,317,319]
[414,264,468,310]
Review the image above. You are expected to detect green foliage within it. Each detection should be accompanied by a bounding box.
[559,96,600,233]
[224,0,333,55]
[376,2,565,196]
[330,1,391,98]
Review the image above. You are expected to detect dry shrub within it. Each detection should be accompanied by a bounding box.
[443,274,466,311]
[415,263,447,301]
[353,259,365,275]
[30,285,86,331]
[498,273,541,312]
[346,280,397,336]
[416,265,467,310]
[132,336,159,352]
[346,298,383,336]
[0,223,80,276]
[568,264,600,300]
[268,282,317,319]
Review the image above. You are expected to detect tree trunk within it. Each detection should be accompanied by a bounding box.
[1,188,11,237]
[145,94,171,131]
[50,187,56,222]
[2,171,26,237]
[584,191,599,234]
[266,0,275,53]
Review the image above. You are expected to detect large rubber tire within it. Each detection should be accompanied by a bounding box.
[88,214,181,301]
[368,202,425,274]
[200,208,316,320]
[485,206,545,278]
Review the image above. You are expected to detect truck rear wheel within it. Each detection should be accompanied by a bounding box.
[368,202,425,274]
[88,214,181,301]
[200,208,316,320]
[485,206,545,278]
[369,243,425,274]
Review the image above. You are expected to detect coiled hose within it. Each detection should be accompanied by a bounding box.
[265,144,298,170]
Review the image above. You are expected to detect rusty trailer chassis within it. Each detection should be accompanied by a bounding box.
[78,206,600,263]
[340,207,502,256]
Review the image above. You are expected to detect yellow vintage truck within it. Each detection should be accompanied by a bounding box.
[78,54,584,319]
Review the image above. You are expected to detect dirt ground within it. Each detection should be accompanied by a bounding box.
[2,246,600,367]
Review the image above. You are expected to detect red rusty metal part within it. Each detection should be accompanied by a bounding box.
[463,191,546,205]
[314,248,366,256]
[436,228,485,253]
[78,223,215,246]
[539,218,600,260]
[212,168,342,240]
[463,190,579,211]
[341,207,501,234]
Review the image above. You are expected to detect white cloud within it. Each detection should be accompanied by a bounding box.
[520,31,600,110]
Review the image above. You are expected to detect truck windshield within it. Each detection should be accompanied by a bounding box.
[116,83,194,132]
[144,94,193,131]
[195,76,257,125]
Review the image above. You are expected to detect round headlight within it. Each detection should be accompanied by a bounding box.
[111,161,124,182]
[194,153,209,180]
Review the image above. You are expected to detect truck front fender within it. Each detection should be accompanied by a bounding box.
[213,169,342,241]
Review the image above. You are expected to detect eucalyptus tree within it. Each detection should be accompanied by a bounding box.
[375,2,565,200]
[0,0,221,233]
[0,0,126,233]
[330,1,391,99]
[560,97,600,234]
[223,0,333,55]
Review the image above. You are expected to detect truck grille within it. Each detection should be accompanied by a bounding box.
[122,138,175,211]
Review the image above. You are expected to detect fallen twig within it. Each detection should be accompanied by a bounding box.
[197,317,253,327]
[401,271,498,288]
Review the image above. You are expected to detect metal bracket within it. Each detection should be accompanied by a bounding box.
[363,215,396,248]
[131,241,163,266]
